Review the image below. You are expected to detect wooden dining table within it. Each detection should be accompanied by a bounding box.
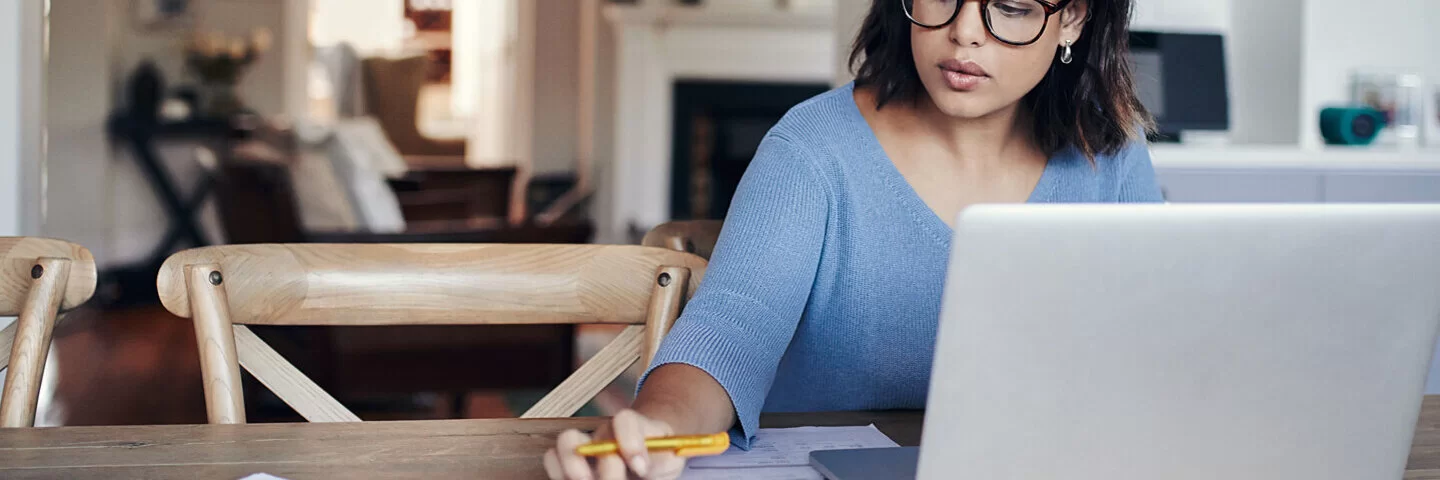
[5,396,1440,479]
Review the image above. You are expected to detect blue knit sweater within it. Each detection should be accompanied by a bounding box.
[641,82,1164,448]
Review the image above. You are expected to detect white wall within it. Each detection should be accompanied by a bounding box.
[460,0,586,176]
[0,0,46,389]
[198,0,293,116]
[1132,0,1229,32]
[1432,4,1440,146]
[0,0,45,238]
[281,0,311,121]
[0,2,25,238]
[45,0,116,264]
[309,0,405,56]
[591,0,618,243]
[834,0,867,85]
[511,0,538,200]
[1298,0,1436,148]
[113,0,296,116]
[454,0,530,168]
[531,0,582,176]
[1227,0,1302,145]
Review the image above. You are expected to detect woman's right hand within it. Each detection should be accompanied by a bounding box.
[544,409,689,480]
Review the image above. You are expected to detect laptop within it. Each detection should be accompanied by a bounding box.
[812,204,1440,480]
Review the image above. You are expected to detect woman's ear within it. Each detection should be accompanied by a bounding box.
[1058,0,1089,44]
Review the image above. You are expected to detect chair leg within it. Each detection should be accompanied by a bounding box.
[642,267,691,366]
[186,264,247,424]
[0,258,70,428]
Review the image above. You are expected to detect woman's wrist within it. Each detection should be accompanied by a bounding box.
[630,398,690,435]
[633,392,736,437]
[631,364,737,435]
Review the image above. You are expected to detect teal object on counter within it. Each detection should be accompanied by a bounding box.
[1321,107,1387,145]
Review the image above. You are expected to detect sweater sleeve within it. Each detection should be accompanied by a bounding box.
[637,133,830,449]
[1118,140,1165,203]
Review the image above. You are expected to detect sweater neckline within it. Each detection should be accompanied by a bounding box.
[837,82,1059,244]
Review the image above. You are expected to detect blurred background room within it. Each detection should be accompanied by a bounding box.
[0,0,1437,426]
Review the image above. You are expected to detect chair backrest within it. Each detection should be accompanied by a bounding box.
[643,220,723,260]
[0,238,97,427]
[360,55,466,159]
[361,56,426,148]
[157,244,706,424]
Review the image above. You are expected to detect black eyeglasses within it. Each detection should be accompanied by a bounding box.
[902,0,1074,46]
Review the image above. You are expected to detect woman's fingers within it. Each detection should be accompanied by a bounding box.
[542,448,565,480]
[594,454,627,480]
[611,409,651,477]
[555,429,596,480]
[548,411,693,480]
[647,451,687,480]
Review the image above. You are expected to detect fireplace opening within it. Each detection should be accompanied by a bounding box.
[670,80,831,220]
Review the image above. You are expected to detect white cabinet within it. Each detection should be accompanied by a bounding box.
[1156,170,1323,203]
[1323,173,1440,203]
[1151,147,1440,203]
[1156,170,1440,203]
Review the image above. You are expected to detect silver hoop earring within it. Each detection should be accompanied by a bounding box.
[1060,40,1074,64]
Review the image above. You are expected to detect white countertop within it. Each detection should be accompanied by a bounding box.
[1149,145,1440,171]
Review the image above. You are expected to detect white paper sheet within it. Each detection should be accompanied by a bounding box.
[682,465,825,480]
[681,425,900,479]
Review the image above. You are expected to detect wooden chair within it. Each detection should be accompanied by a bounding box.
[0,238,96,427]
[156,244,706,424]
[643,220,723,260]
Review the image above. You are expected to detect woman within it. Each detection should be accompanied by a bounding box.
[546,0,1158,477]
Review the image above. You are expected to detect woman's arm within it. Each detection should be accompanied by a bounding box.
[546,133,832,480]
[1119,141,1165,202]
[636,132,832,445]
[631,364,736,435]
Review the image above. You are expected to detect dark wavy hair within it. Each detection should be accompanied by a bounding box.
[849,0,1153,159]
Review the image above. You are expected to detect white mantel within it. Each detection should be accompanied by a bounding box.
[599,1,836,243]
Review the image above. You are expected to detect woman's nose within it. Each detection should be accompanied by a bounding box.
[949,0,989,47]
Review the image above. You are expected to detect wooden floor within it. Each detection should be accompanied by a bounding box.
[44,306,630,426]
[48,306,209,425]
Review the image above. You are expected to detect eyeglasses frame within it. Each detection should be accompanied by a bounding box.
[900,0,1076,47]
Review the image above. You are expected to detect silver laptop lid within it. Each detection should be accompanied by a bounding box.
[920,204,1440,480]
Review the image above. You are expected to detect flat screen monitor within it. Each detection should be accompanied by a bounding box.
[1128,31,1229,141]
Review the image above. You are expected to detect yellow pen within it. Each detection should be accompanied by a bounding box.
[575,432,731,458]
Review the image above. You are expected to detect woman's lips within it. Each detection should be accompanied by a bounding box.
[938,59,989,92]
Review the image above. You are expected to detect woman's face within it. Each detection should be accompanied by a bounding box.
[909,0,1086,119]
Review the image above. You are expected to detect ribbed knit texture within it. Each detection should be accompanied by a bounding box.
[640,82,1164,448]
